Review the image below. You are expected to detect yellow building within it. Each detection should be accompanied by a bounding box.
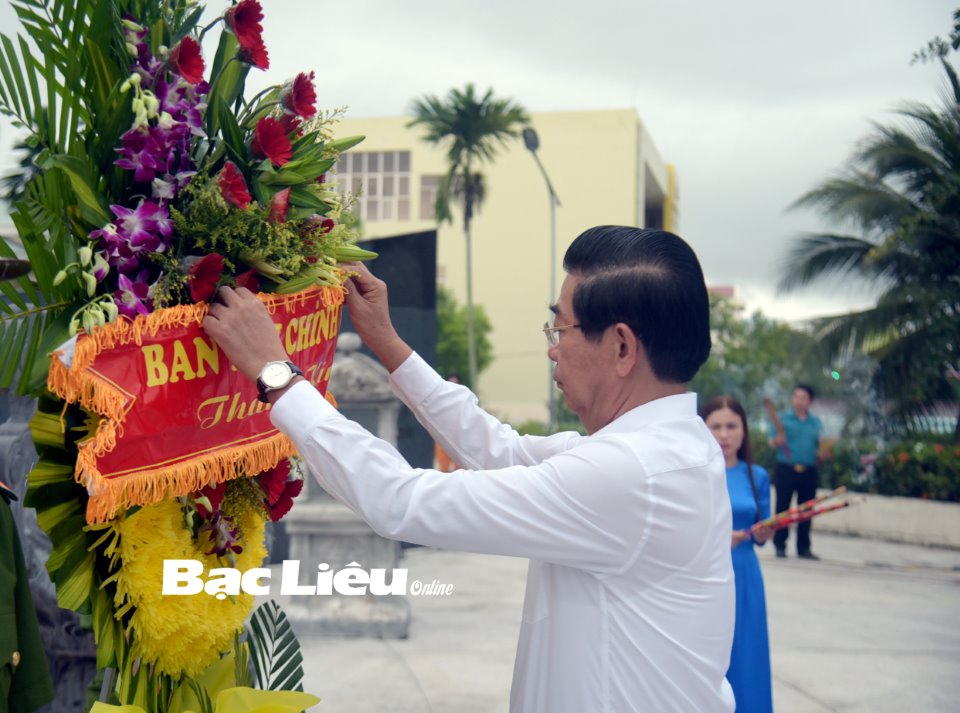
[331,108,677,423]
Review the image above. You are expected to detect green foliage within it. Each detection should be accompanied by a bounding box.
[0,136,39,203]
[689,295,835,415]
[0,0,134,393]
[0,0,368,396]
[248,601,305,693]
[780,44,960,432]
[873,441,960,501]
[512,419,548,436]
[169,177,305,280]
[436,285,492,391]
[514,399,585,437]
[818,437,960,502]
[25,395,124,668]
[749,432,777,474]
[912,9,960,101]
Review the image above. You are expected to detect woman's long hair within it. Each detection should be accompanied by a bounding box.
[701,395,760,521]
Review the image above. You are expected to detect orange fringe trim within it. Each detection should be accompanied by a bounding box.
[78,432,299,524]
[46,286,345,524]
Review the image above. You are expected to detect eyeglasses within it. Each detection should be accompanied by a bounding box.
[542,321,581,346]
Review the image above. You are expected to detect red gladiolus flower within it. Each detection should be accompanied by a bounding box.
[217,161,252,209]
[934,443,944,454]
[234,268,261,293]
[188,253,225,303]
[169,36,205,84]
[268,478,303,522]
[276,113,302,137]
[251,117,292,166]
[269,187,291,223]
[257,459,291,505]
[237,36,269,70]
[225,0,264,49]
[256,459,304,521]
[897,451,909,464]
[281,71,317,118]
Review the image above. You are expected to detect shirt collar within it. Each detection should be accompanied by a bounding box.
[592,392,698,436]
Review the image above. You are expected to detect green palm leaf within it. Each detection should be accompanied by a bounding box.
[247,600,306,692]
[0,0,112,395]
[783,85,960,423]
[778,232,882,291]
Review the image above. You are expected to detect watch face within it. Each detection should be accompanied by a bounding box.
[261,362,292,389]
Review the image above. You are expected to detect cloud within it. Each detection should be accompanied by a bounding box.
[0,0,953,321]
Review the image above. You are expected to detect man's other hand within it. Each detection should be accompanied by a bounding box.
[343,262,412,372]
[202,286,289,382]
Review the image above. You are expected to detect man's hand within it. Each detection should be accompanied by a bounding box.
[343,262,412,372]
[202,286,289,382]
[731,530,751,549]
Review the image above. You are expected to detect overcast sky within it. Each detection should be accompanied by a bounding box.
[0,0,954,320]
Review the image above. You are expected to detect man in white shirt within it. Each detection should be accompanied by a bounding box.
[203,225,735,712]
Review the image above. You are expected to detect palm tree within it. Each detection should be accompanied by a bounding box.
[408,84,528,392]
[780,96,960,438]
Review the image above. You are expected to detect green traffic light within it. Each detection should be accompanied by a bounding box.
[830,370,841,381]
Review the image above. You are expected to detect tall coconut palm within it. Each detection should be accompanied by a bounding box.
[408,84,528,392]
[780,97,960,437]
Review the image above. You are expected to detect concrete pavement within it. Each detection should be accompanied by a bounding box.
[281,533,960,712]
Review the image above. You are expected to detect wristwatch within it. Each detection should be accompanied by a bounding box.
[256,360,304,403]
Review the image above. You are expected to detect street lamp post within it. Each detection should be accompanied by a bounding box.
[522,127,562,431]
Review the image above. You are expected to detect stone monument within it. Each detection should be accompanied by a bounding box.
[280,332,410,638]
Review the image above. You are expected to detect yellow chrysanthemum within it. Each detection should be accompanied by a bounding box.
[113,496,267,677]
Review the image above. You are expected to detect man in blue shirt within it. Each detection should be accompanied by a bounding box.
[768,384,823,559]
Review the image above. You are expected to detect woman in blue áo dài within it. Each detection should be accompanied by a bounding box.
[702,396,774,713]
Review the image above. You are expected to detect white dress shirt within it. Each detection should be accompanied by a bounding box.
[271,352,735,712]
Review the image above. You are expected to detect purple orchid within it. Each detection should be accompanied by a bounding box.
[110,201,168,251]
[88,222,119,245]
[91,252,110,282]
[115,272,152,317]
[90,23,213,306]
[153,206,174,239]
[151,176,176,201]
[180,102,206,137]
[115,129,166,183]
[173,169,196,191]
[199,511,243,566]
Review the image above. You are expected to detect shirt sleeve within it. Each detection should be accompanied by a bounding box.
[270,380,646,573]
[388,352,582,469]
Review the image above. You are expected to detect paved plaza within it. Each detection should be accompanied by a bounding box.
[284,533,960,712]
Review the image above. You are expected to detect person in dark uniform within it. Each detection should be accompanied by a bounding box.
[1,479,54,713]
[768,384,823,559]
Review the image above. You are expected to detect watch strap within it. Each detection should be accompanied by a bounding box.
[256,361,304,403]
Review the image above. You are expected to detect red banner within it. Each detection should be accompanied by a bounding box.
[48,286,343,524]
